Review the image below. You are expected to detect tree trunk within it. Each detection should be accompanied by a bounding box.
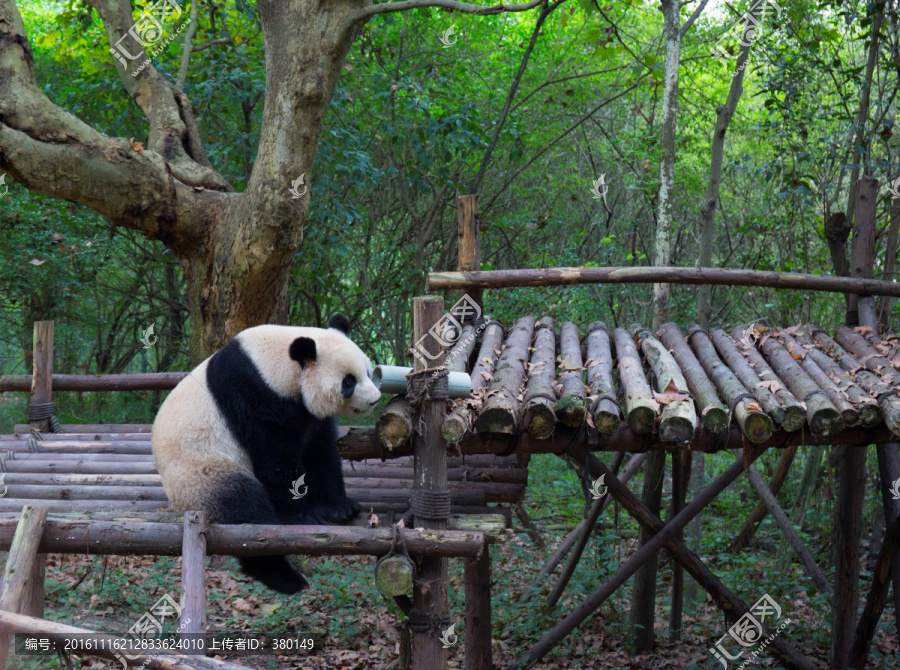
[696,36,754,327]
[651,0,683,327]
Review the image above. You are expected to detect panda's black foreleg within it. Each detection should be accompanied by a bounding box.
[297,420,360,524]
[210,472,308,594]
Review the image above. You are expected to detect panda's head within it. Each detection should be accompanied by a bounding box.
[236,315,381,419]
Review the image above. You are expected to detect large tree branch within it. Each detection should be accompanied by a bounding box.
[86,0,230,190]
[350,0,543,21]
[0,0,227,250]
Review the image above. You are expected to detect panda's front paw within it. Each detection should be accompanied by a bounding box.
[284,505,329,525]
[322,496,361,523]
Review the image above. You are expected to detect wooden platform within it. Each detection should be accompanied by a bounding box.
[373,320,900,452]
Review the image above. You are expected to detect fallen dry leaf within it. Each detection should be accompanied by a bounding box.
[652,379,691,405]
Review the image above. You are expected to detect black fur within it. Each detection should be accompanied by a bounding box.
[205,337,361,592]
[289,337,317,367]
[327,313,351,335]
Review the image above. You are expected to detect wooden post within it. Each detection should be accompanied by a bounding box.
[180,511,207,639]
[833,176,876,669]
[411,296,450,669]
[29,321,54,433]
[457,195,482,319]
[0,505,48,670]
[463,548,491,670]
[668,449,688,641]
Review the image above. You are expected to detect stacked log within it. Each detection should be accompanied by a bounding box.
[687,327,773,443]
[758,333,844,437]
[808,326,900,435]
[584,322,621,436]
[523,318,557,439]
[555,322,587,427]
[442,321,506,443]
[729,326,807,431]
[613,328,657,435]
[376,397,414,451]
[657,323,728,433]
[710,329,803,431]
[475,316,536,435]
[634,327,696,443]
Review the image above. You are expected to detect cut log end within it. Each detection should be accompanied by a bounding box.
[627,405,656,435]
[742,411,774,444]
[658,416,695,444]
[701,407,729,434]
[859,404,882,429]
[475,407,518,435]
[441,414,467,443]
[809,409,844,437]
[376,413,412,451]
[779,404,807,433]
[554,395,586,428]
[375,555,414,597]
[524,404,556,440]
[593,409,621,436]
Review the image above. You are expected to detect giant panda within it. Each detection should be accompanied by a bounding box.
[151,314,381,594]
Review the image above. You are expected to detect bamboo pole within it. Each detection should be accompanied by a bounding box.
[584,322,620,436]
[657,323,728,433]
[634,327,696,443]
[759,335,844,436]
[442,322,505,443]
[475,316,535,435]
[411,296,450,670]
[523,318,557,439]
[687,327,772,443]
[427,265,900,296]
[612,328,657,435]
[555,322,587,427]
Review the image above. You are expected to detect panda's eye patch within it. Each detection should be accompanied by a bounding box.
[341,374,357,399]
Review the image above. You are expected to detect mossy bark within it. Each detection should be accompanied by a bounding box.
[585,322,621,436]
[613,328,657,435]
[523,318,557,439]
[554,322,587,427]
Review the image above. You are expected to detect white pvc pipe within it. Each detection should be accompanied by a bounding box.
[373,365,471,398]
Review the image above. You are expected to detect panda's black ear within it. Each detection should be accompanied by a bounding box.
[327,313,351,335]
[289,337,317,368]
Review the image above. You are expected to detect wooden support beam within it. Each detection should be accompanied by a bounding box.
[29,322,53,433]
[0,505,48,670]
[729,446,798,553]
[427,265,900,297]
[180,511,207,640]
[669,449,688,641]
[1,372,187,393]
[411,296,450,670]
[874,443,900,642]
[457,194,482,316]
[510,447,818,670]
[464,548,492,670]
[833,177,876,670]
[742,465,832,594]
